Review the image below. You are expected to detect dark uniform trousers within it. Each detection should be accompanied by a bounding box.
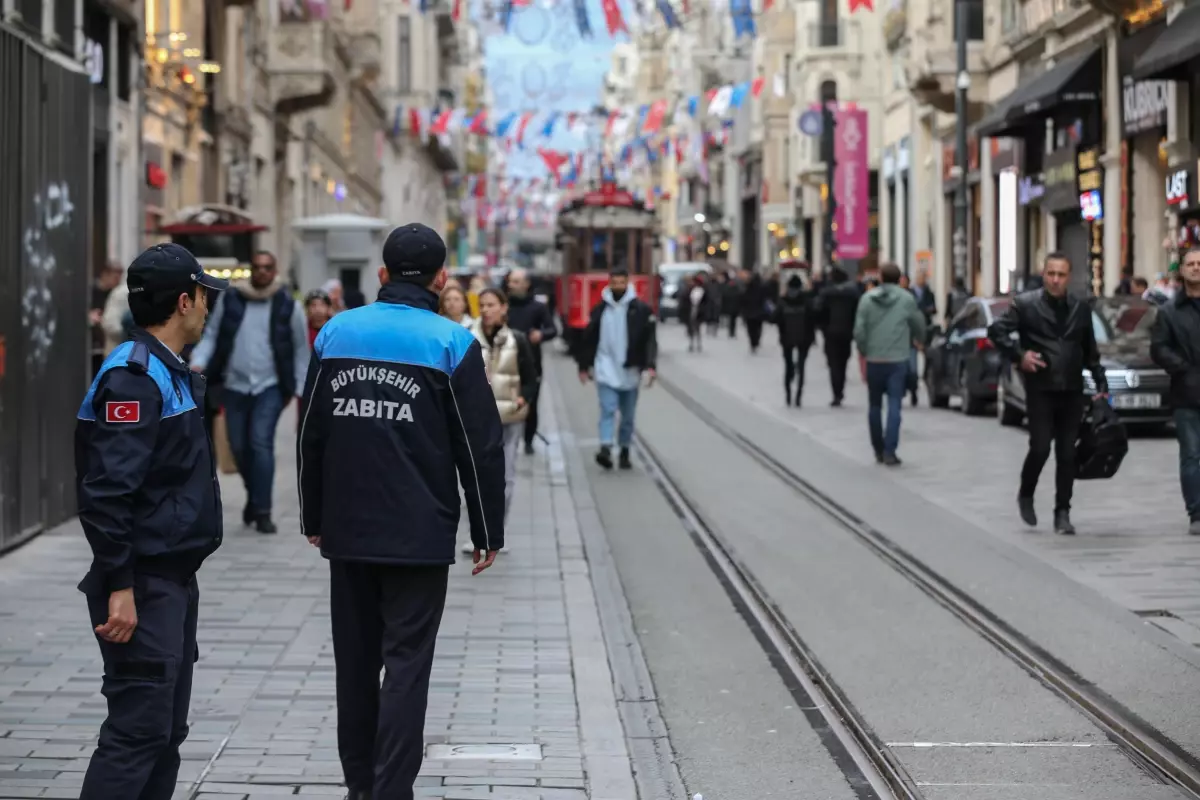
[79,573,199,800]
[523,380,541,448]
[331,561,449,798]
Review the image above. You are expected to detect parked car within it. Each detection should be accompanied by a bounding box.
[657,262,713,320]
[996,296,1169,426]
[925,297,1010,415]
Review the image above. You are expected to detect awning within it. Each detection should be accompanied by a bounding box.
[1132,4,1200,81]
[978,47,1101,138]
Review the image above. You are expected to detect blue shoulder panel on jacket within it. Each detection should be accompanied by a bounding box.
[316,303,477,374]
[77,341,197,421]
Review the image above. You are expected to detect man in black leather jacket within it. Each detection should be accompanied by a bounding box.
[1150,247,1200,535]
[988,252,1108,535]
[815,267,861,406]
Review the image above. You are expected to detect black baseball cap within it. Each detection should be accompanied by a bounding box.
[127,243,230,295]
[383,223,447,278]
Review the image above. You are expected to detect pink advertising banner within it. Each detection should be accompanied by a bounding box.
[833,107,869,260]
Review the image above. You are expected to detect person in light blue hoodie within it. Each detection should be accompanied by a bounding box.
[576,268,658,470]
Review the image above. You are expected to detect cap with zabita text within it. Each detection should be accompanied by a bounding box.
[383,223,447,277]
[127,243,230,295]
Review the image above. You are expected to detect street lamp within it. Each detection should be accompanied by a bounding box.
[952,1,970,287]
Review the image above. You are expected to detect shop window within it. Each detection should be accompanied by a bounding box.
[817,0,839,46]
[53,0,73,51]
[117,24,132,101]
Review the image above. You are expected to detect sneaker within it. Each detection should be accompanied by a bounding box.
[462,542,476,555]
[595,446,614,470]
[1018,496,1037,527]
[1053,509,1076,536]
[882,453,902,467]
[256,516,278,535]
[618,447,633,470]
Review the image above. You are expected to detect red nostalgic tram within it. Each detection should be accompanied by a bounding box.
[554,183,659,354]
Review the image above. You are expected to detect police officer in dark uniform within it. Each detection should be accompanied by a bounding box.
[298,223,506,800]
[74,243,228,799]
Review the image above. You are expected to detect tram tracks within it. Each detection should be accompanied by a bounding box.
[636,375,1200,800]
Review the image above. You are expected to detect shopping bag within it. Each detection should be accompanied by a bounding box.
[212,412,239,475]
[1075,397,1128,480]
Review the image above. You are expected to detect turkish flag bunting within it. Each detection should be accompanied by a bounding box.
[643,100,668,134]
[751,77,765,98]
[537,148,569,178]
[849,0,872,11]
[408,109,422,138]
[452,0,461,20]
[600,0,628,35]
[516,112,535,144]
[469,111,488,135]
[430,111,453,136]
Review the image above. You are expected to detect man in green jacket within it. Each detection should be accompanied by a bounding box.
[853,263,927,465]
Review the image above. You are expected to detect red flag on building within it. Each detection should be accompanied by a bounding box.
[751,77,765,98]
[643,99,668,134]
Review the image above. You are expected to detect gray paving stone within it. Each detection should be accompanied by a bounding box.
[0,401,636,797]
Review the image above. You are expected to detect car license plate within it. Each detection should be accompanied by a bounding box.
[1112,394,1161,410]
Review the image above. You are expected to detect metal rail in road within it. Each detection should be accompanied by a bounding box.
[638,375,1200,800]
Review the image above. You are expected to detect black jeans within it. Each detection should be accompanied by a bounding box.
[331,561,449,799]
[745,318,764,350]
[727,313,738,338]
[523,379,541,447]
[80,574,199,800]
[1020,390,1085,511]
[825,336,853,401]
[782,344,809,400]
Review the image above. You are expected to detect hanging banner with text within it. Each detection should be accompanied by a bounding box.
[834,107,869,260]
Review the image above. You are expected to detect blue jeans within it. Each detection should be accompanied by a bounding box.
[224,385,285,515]
[866,361,908,457]
[597,384,639,448]
[1175,408,1200,521]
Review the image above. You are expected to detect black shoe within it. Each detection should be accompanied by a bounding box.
[1018,496,1037,527]
[875,451,884,464]
[618,447,633,470]
[882,454,902,467]
[524,442,535,456]
[831,397,843,407]
[1054,510,1076,535]
[785,391,792,407]
[595,446,613,470]
[910,390,919,407]
[243,505,254,526]
[256,516,278,535]
[347,790,372,800]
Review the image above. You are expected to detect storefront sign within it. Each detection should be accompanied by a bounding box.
[833,107,870,260]
[1076,148,1103,220]
[1019,175,1044,205]
[1122,79,1170,137]
[1166,169,1190,207]
[1042,146,1079,213]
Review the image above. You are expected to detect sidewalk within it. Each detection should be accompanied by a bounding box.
[0,397,636,799]
[659,322,1200,645]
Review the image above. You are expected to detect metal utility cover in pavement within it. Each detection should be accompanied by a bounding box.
[425,743,544,761]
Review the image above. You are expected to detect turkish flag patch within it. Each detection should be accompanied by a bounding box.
[106,401,141,424]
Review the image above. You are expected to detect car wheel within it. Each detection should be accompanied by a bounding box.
[997,383,1023,426]
[958,368,987,416]
[926,364,950,409]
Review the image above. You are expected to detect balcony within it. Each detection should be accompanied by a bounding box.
[1003,0,1089,53]
[904,0,989,113]
[348,29,381,83]
[268,21,338,115]
[797,21,862,66]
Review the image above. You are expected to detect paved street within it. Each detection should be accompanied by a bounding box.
[657,322,1200,645]
[0,399,637,799]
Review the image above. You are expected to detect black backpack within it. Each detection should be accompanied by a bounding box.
[1076,397,1129,480]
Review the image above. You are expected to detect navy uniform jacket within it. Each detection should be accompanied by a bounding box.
[75,333,223,593]
[298,280,506,562]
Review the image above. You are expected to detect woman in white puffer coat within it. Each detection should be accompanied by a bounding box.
[470,288,538,524]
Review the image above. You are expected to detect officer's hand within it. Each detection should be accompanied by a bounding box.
[307,535,321,547]
[471,549,499,575]
[96,588,138,644]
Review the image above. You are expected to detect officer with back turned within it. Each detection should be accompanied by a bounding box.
[74,243,228,799]
[298,223,506,800]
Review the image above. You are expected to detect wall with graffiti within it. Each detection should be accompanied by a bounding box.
[0,28,93,552]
